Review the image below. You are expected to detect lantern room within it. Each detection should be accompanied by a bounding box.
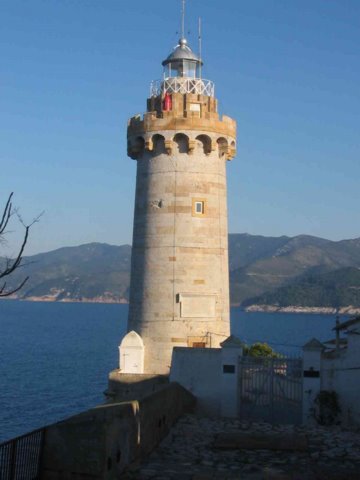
[162,38,203,79]
[150,36,214,98]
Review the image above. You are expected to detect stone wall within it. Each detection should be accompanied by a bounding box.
[41,382,195,479]
[127,136,232,374]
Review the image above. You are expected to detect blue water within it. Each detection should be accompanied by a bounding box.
[0,301,340,442]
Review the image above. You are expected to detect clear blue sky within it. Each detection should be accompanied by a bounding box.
[1,0,359,255]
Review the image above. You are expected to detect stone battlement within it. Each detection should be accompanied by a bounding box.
[127,93,236,161]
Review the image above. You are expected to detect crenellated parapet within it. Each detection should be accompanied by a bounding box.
[127,92,236,161]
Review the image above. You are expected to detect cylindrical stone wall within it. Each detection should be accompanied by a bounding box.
[127,128,234,374]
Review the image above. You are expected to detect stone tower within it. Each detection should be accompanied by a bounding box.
[120,32,236,375]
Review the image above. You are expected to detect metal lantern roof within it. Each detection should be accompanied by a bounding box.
[162,38,203,67]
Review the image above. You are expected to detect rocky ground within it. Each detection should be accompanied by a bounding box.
[123,414,360,479]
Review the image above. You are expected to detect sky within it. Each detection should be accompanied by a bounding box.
[1,0,360,255]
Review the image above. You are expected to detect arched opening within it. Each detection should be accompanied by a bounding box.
[173,133,189,154]
[196,135,212,155]
[217,137,228,158]
[152,134,166,155]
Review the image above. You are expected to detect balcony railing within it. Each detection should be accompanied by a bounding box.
[150,77,215,98]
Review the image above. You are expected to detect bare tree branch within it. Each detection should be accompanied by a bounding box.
[0,192,13,235]
[0,193,40,297]
[0,276,29,296]
[0,224,29,280]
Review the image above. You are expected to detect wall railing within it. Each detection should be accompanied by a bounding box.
[0,428,44,480]
[150,77,215,98]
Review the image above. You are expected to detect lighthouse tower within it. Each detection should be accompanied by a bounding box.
[120,20,236,375]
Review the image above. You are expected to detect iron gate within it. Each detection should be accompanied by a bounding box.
[238,356,303,424]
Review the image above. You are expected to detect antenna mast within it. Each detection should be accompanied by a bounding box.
[198,17,202,80]
[181,0,185,39]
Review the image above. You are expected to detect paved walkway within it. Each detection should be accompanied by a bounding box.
[123,414,360,479]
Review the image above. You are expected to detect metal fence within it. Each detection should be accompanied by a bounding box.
[0,428,44,480]
[238,356,303,425]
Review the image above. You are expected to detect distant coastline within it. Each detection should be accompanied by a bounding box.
[4,296,128,304]
[242,304,360,315]
[3,296,360,315]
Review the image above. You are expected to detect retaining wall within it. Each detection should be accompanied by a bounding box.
[41,382,195,479]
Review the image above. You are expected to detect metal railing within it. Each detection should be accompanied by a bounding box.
[150,77,215,97]
[0,428,44,480]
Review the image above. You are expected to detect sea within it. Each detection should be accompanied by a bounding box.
[0,300,342,442]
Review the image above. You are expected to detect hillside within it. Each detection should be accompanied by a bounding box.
[2,234,360,306]
[229,235,360,305]
[1,243,131,303]
[243,267,360,312]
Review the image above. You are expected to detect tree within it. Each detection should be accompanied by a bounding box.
[244,342,282,358]
[0,192,41,297]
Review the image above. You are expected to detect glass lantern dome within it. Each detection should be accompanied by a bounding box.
[162,38,203,79]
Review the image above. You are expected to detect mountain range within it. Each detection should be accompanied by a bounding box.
[2,234,360,311]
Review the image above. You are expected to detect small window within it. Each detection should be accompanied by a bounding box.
[192,198,206,216]
[195,201,204,214]
[192,342,206,348]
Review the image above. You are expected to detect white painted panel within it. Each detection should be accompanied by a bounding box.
[179,293,216,318]
[189,103,201,112]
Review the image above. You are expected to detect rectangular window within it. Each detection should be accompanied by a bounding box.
[192,198,206,216]
[195,201,204,214]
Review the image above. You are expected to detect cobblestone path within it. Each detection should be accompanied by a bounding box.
[123,414,360,479]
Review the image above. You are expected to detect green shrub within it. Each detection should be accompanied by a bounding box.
[244,342,282,358]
